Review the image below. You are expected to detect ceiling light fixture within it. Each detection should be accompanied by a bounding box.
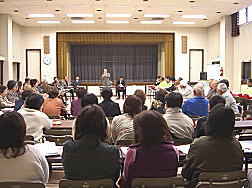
[233,2,239,5]
[106,14,132,17]
[178,10,183,13]
[37,20,60,24]
[28,14,55,17]
[96,9,102,11]
[140,21,162,24]
[144,14,170,18]
[189,0,195,2]
[216,11,221,13]
[67,14,93,17]
[72,20,95,23]
[182,15,207,19]
[106,20,129,24]
[173,21,195,24]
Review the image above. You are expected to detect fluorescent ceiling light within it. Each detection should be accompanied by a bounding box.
[140,21,162,24]
[28,14,55,18]
[71,20,95,24]
[106,14,132,17]
[37,20,60,24]
[106,20,129,24]
[67,14,93,17]
[144,14,170,18]
[181,15,207,19]
[173,21,195,24]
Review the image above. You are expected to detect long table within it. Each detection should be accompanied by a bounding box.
[51,120,73,129]
[235,120,252,130]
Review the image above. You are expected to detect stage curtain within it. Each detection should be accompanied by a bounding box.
[70,44,158,82]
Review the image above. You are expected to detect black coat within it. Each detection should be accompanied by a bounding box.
[99,99,121,117]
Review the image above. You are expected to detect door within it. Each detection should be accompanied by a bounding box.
[189,49,204,82]
[26,49,41,80]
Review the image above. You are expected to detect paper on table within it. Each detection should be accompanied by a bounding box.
[175,145,190,154]
[35,142,62,157]
[240,141,252,153]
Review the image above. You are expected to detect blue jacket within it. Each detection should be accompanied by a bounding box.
[182,96,208,117]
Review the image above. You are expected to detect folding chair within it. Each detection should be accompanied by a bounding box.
[59,179,114,188]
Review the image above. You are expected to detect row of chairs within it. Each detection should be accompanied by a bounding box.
[0,171,249,188]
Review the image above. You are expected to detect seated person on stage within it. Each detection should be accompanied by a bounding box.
[158,77,169,89]
[206,79,219,99]
[178,80,194,99]
[122,110,178,188]
[6,80,19,103]
[14,90,33,111]
[194,95,226,138]
[241,78,252,96]
[110,95,142,143]
[0,85,14,109]
[163,92,194,142]
[182,83,208,117]
[155,76,161,86]
[150,89,168,114]
[62,105,121,183]
[71,76,82,89]
[166,76,176,92]
[217,83,239,114]
[0,112,49,185]
[182,105,243,187]
[18,93,52,142]
[71,88,87,116]
[101,68,112,86]
[42,87,67,117]
[116,76,126,99]
[99,87,121,118]
[134,89,148,111]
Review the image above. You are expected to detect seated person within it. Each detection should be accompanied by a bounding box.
[182,105,243,187]
[111,95,142,143]
[14,90,33,111]
[166,76,176,92]
[150,89,168,114]
[70,88,87,116]
[62,105,121,183]
[0,111,49,185]
[241,78,252,96]
[206,79,219,99]
[122,110,178,188]
[182,83,208,116]
[134,89,147,111]
[158,77,169,89]
[99,87,121,117]
[71,76,82,89]
[217,83,239,114]
[155,76,161,86]
[0,85,14,108]
[23,78,31,91]
[18,93,52,141]
[28,79,40,94]
[39,80,51,94]
[6,80,19,103]
[194,95,226,138]
[163,92,194,141]
[42,87,67,117]
[178,80,194,99]
[116,76,126,99]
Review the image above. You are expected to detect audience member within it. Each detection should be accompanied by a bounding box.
[111,95,142,143]
[194,95,226,138]
[182,83,208,116]
[18,93,52,141]
[99,87,121,117]
[62,105,121,183]
[0,85,14,108]
[182,105,243,187]
[81,93,98,107]
[178,80,194,99]
[206,79,218,99]
[134,89,147,111]
[163,92,194,141]
[70,88,87,116]
[219,79,230,89]
[16,81,23,98]
[0,111,49,185]
[217,83,239,114]
[42,87,66,117]
[6,80,19,103]
[155,76,161,86]
[150,89,168,114]
[14,90,33,111]
[39,80,51,94]
[29,79,40,94]
[122,110,178,188]
[23,78,31,91]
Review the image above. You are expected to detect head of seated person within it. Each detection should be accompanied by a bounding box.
[101,87,113,100]
[48,87,59,99]
[165,92,183,109]
[193,83,204,97]
[0,85,7,98]
[7,80,18,92]
[25,93,44,111]
[209,95,226,111]
[76,88,87,99]
[219,79,229,89]
[81,93,98,108]
[134,89,146,107]
[217,83,228,95]
[123,95,142,118]
[155,89,168,103]
[30,79,38,88]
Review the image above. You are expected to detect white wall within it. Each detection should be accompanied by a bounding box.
[21,26,208,82]
[12,22,22,63]
[207,23,220,64]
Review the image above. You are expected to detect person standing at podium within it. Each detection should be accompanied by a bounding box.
[101,68,112,86]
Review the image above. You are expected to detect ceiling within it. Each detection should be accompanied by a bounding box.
[0,0,251,27]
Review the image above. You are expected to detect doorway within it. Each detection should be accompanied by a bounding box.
[189,49,204,82]
[26,49,41,80]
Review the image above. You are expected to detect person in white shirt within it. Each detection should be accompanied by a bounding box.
[18,93,52,141]
[163,92,194,142]
[177,80,194,99]
[0,111,49,185]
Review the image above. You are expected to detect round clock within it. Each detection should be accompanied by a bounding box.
[43,57,52,65]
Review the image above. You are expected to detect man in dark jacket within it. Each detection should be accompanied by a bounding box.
[116,76,126,99]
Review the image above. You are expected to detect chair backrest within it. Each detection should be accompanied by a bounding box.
[44,129,72,136]
[116,139,133,146]
[0,182,45,188]
[44,135,73,146]
[131,177,185,188]
[173,138,193,146]
[59,179,114,188]
[196,170,249,188]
